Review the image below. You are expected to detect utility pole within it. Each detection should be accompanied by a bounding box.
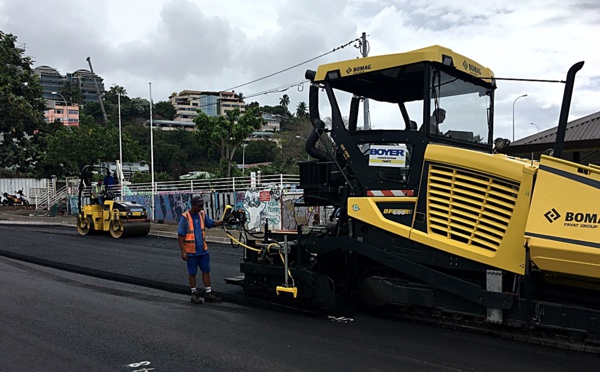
[361,32,370,130]
[86,57,109,125]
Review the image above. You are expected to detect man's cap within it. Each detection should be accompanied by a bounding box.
[192,196,204,206]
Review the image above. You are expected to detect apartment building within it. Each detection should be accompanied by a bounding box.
[71,69,106,103]
[44,100,80,127]
[34,66,106,104]
[169,90,245,122]
[260,112,282,132]
[34,66,63,100]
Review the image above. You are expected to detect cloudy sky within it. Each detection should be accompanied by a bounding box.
[1,0,598,140]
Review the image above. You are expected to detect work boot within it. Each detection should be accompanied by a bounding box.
[191,291,203,304]
[204,291,222,303]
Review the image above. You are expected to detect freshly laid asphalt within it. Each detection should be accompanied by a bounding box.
[0,207,251,304]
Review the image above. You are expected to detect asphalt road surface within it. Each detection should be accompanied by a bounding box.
[1,225,599,371]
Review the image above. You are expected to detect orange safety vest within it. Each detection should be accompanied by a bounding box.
[181,210,208,254]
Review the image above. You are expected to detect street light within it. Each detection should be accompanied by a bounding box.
[241,141,248,175]
[530,122,539,132]
[51,91,69,126]
[512,94,528,141]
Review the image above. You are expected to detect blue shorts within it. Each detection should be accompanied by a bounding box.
[186,253,210,275]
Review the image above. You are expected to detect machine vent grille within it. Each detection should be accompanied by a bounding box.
[427,164,520,252]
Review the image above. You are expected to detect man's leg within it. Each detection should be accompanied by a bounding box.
[202,272,211,288]
[187,256,202,304]
[189,274,197,289]
[199,255,221,303]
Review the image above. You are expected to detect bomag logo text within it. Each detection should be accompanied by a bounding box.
[566,212,598,223]
[467,63,481,75]
[383,209,413,216]
[563,211,599,229]
[352,65,372,73]
[369,148,405,156]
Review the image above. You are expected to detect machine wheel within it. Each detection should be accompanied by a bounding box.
[77,216,93,236]
[1,200,7,206]
[22,200,30,206]
[109,219,125,239]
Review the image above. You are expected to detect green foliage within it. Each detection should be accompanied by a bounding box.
[130,171,171,183]
[232,140,278,164]
[35,118,146,177]
[279,94,290,108]
[195,106,265,177]
[104,84,128,104]
[80,102,107,124]
[0,31,46,171]
[295,101,308,118]
[60,80,83,105]
[261,104,288,117]
[155,101,176,120]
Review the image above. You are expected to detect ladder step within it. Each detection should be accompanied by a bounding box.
[276,286,298,298]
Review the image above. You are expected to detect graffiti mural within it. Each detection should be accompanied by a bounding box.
[69,187,317,232]
[243,190,267,232]
[155,192,187,223]
[281,191,303,231]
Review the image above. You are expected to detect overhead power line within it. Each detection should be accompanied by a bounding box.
[191,36,363,112]
[223,36,361,93]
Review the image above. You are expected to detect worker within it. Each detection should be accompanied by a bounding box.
[91,179,104,205]
[103,172,116,199]
[429,108,446,135]
[178,196,224,304]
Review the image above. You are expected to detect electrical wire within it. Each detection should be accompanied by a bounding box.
[182,36,362,112]
[223,37,361,93]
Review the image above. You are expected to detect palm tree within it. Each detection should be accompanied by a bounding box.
[296,101,308,118]
[279,94,290,108]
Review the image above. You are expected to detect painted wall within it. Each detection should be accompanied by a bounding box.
[130,189,324,232]
[68,187,327,233]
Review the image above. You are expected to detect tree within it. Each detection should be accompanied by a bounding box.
[36,117,146,177]
[104,84,128,104]
[274,115,317,173]
[130,171,171,183]
[194,106,264,177]
[279,94,290,109]
[296,101,308,118]
[60,80,84,105]
[0,31,46,172]
[155,101,176,120]
[232,139,278,164]
[129,97,151,118]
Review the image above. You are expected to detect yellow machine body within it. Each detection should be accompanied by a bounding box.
[348,145,534,274]
[525,156,600,280]
[349,145,600,281]
[314,45,494,84]
[77,199,150,239]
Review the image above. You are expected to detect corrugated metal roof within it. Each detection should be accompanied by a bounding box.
[511,111,600,146]
[507,111,600,166]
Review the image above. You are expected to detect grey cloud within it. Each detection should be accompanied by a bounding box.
[103,0,235,82]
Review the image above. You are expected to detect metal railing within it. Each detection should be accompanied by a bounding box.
[32,185,68,210]
[126,174,300,194]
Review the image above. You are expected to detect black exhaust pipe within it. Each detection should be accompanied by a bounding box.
[348,96,360,132]
[553,61,584,159]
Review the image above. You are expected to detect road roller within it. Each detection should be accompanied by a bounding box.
[76,165,150,238]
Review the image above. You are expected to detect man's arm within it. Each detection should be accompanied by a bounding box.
[204,214,223,228]
[178,235,188,261]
